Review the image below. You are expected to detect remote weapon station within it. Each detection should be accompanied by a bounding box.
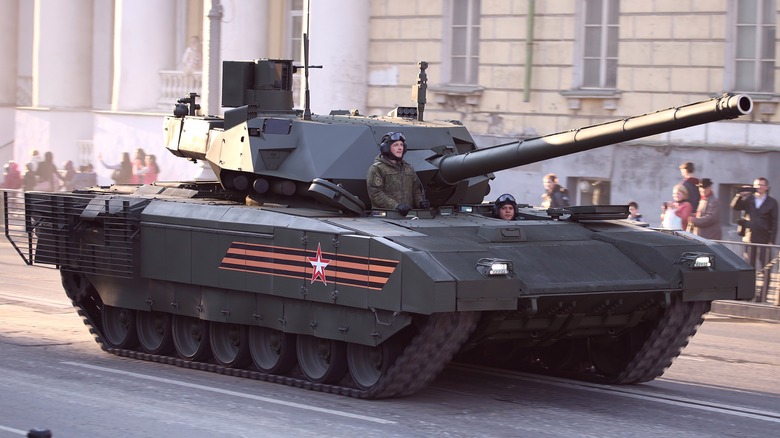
[3,54,755,398]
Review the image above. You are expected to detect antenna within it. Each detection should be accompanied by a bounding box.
[303,33,312,121]
[302,1,312,121]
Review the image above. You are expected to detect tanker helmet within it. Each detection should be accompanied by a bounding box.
[379,131,407,157]
[492,193,517,218]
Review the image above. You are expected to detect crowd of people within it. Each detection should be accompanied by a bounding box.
[1,147,160,191]
[99,148,159,185]
[1,150,98,191]
[652,161,777,253]
[633,161,776,302]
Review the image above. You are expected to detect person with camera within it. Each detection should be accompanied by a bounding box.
[367,131,430,216]
[732,177,778,300]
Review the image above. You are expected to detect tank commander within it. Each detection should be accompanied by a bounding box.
[367,131,430,216]
[492,193,518,220]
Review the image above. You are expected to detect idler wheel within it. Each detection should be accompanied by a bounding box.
[172,315,212,362]
[136,310,174,355]
[101,305,139,349]
[248,326,297,374]
[209,322,251,368]
[296,334,347,384]
[60,270,92,302]
[347,337,402,391]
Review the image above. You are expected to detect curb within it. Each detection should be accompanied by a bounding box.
[710,300,780,323]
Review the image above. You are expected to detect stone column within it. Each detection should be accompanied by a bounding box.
[0,0,19,106]
[305,0,369,115]
[111,0,176,111]
[91,1,114,110]
[32,0,93,108]
[201,0,222,115]
[221,0,268,62]
[202,0,268,115]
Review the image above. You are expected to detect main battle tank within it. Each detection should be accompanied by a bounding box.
[3,57,755,399]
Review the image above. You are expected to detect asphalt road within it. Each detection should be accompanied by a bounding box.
[0,239,779,438]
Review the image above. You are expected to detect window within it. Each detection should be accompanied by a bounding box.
[580,0,619,89]
[288,0,304,106]
[448,0,480,85]
[573,178,611,206]
[288,0,304,63]
[732,0,776,92]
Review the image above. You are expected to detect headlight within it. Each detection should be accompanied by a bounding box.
[476,258,513,276]
[680,252,714,269]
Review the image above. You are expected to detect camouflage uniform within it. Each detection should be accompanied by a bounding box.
[366,154,424,209]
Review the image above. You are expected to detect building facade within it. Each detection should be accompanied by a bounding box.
[1,0,779,233]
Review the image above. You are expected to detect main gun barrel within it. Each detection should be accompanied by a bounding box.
[437,94,753,184]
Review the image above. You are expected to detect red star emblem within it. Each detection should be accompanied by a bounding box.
[307,243,331,285]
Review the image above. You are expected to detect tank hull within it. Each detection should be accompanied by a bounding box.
[2,188,754,397]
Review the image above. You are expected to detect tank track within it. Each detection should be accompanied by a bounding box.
[465,296,712,385]
[608,297,711,384]
[62,272,480,399]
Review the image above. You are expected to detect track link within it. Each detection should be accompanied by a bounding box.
[609,298,711,384]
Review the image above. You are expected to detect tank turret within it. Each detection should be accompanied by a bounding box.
[164,59,752,214]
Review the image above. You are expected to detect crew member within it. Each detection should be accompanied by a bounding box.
[493,193,518,220]
[367,131,430,216]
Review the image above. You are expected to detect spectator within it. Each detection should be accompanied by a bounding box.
[679,161,701,212]
[628,201,643,221]
[100,152,133,184]
[70,164,98,190]
[661,183,693,230]
[61,160,76,191]
[132,148,147,184]
[731,177,778,301]
[22,163,37,191]
[136,154,160,184]
[541,173,570,208]
[689,178,722,240]
[35,151,63,191]
[2,160,23,189]
[27,149,43,173]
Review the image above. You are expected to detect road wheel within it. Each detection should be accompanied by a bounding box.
[136,310,174,355]
[248,326,297,374]
[347,337,402,391]
[102,305,138,349]
[172,315,211,362]
[296,334,347,384]
[210,322,251,368]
